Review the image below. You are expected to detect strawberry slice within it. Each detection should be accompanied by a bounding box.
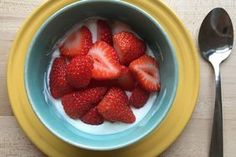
[117,66,135,91]
[113,31,146,65]
[129,55,161,92]
[60,26,93,57]
[66,55,93,89]
[129,85,150,108]
[49,57,74,98]
[81,107,104,125]
[89,79,117,88]
[61,87,107,119]
[97,19,113,45]
[97,88,135,123]
[88,41,122,80]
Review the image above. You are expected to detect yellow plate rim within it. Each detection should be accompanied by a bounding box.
[7,0,200,157]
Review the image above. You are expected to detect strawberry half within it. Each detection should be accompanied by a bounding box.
[89,79,117,88]
[97,88,135,123]
[117,66,135,91]
[113,31,146,65]
[49,57,74,98]
[129,85,150,108]
[97,19,113,45]
[60,26,93,57]
[81,107,104,125]
[61,87,107,119]
[66,55,93,89]
[129,55,161,92]
[88,41,122,80]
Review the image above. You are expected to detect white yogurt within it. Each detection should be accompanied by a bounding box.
[44,18,158,135]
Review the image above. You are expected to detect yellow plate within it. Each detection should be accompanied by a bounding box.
[7,0,200,156]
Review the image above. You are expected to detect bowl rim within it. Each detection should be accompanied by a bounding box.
[24,0,178,150]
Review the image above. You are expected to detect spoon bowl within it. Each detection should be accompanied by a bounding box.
[199,8,233,65]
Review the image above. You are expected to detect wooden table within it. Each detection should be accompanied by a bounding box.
[1,0,236,156]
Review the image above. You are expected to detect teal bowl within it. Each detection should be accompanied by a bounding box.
[25,0,178,150]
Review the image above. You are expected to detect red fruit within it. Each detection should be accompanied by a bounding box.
[81,107,104,125]
[49,57,74,98]
[113,31,146,65]
[97,20,113,45]
[89,79,117,88]
[60,26,93,57]
[88,41,122,80]
[129,85,149,108]
[66,55,93,89]
[129,55,161,92]
[61,87,107,119]
[117,66,135,91]
[97,88,135,123]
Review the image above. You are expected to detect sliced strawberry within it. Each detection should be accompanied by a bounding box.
[129,85,150,108]
[61,87,107,119]
[88,41,122,80]
[117,66,135,91]
[89,79,117,88]
[97,88,135,123]
[49,57,74,98]
[66,55,93,89]
[129,55,161,92]
[97,20,113,45]
[112,21,131,35]
[90,66,135,91]
[81,107,104,125]
[60,26,93,57]
[113,31,146,65]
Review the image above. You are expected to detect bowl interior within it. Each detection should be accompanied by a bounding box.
[25,0,178,150]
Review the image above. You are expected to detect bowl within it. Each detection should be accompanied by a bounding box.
[24,0,178,150]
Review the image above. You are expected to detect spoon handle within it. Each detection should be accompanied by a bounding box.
[210,64,223,157]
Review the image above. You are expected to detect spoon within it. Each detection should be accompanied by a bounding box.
[198,8,233,157]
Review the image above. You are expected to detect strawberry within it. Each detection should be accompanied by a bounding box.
[113,31,146,65]
[49,57,74,98]
[66,55,93,89]
[129,55,161,92]
[112,21,131,35]
[88,41,122,80]
[129,85,149,108]
[60,26,93,57]
[97,20,113,45]
[90,66,135,91]
[117,66,135,91]
[89,79,117,88]
[61,87,107,119]
[81,107,104,125]
[97,88,135,123]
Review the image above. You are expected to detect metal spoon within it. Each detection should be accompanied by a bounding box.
[198,8,234,157]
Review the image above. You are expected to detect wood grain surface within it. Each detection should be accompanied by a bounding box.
[0,0,236,156]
